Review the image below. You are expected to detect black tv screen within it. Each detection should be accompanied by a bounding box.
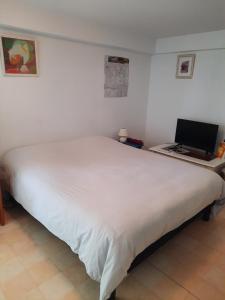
[175,119,218,153]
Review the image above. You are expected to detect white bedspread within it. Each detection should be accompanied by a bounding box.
[2,136,225,300]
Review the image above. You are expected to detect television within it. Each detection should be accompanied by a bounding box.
[175,119,219,154]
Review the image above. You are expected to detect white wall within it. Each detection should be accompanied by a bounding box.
[155,30,225,53]
[0,0,155,54]
[145,30,225,147]
[0,29,151,156]
[0,1,156,156]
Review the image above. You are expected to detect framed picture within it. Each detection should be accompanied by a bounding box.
[0,34,38,76]
[176,54,195,79]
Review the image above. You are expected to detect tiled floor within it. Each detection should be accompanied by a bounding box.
[1,204,225,300]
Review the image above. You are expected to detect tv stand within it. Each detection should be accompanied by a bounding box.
[165,145,215,161]
[149,143,225,173]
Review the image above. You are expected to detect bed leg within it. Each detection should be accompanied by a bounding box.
[202,203,214,221]
[108,290,116,300]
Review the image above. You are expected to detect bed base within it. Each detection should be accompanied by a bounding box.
[107,201,215,300]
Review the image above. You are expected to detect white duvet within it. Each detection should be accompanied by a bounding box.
[2,136,225,300]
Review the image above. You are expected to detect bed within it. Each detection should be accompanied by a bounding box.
[2,136,225,300]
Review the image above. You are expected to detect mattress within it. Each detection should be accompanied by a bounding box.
[2,136,225,300]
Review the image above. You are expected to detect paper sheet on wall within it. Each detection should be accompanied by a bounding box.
[104,56,129,97]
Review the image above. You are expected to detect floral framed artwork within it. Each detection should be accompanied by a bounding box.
[176,54,196,79]
[0,34,38,76]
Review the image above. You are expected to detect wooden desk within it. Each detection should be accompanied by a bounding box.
[149,144,225,174]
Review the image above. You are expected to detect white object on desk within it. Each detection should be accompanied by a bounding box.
[118,128,128,143]
[149,143,225,173]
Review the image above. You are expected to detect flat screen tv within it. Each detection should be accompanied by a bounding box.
[175,119,219,154]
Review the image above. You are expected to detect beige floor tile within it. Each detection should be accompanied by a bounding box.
[61,289,83,300]
[49,248,78,272]
[150,252,222,300]
[149,236,218,280]
[202,266,225,295]
[21,288,45,300]
[13,207,41,227]
[182,220,213,241]
[11,239,36,256]
[132,263,196,300]
[18,215,43,230]
[152,278,196,300]
[0,257,24,283]
[183,276,225,300]
[183,220,225,255]
[200,233,225,254]
[78,279,100,300]
[22,220,45,235]
[18,247,47,268]
[191,239,222,264]
[37,237,66,258]
[63,261,89,287]
[215,253,225,273]
[28,228,52,245]
[39,273,75,300]
[0,245,15,266]
[0,270,36,300]
[117,274,160,300]
[1,227,30,245]
[170,233,199,252]
[148,250,179,279]
[2,204,225,300]
[217,208,225,220]
[0,289,6,300]
[132,261,166,289]
[183,295,198,300]
[28,259,59,284]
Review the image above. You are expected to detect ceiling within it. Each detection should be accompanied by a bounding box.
[21,0,225,38]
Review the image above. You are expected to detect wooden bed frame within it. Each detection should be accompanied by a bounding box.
[108,201,215,300]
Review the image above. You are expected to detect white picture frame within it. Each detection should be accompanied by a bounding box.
[176,54,196,79]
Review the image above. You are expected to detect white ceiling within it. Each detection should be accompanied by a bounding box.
[20,0,225,38]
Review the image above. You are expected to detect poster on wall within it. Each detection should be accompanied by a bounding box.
[104,56,129,97]
[0,35,38,76]
[176,54,196,79]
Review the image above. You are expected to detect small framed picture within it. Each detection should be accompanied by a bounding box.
[0,34,38,76]
[176,54,196,79]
